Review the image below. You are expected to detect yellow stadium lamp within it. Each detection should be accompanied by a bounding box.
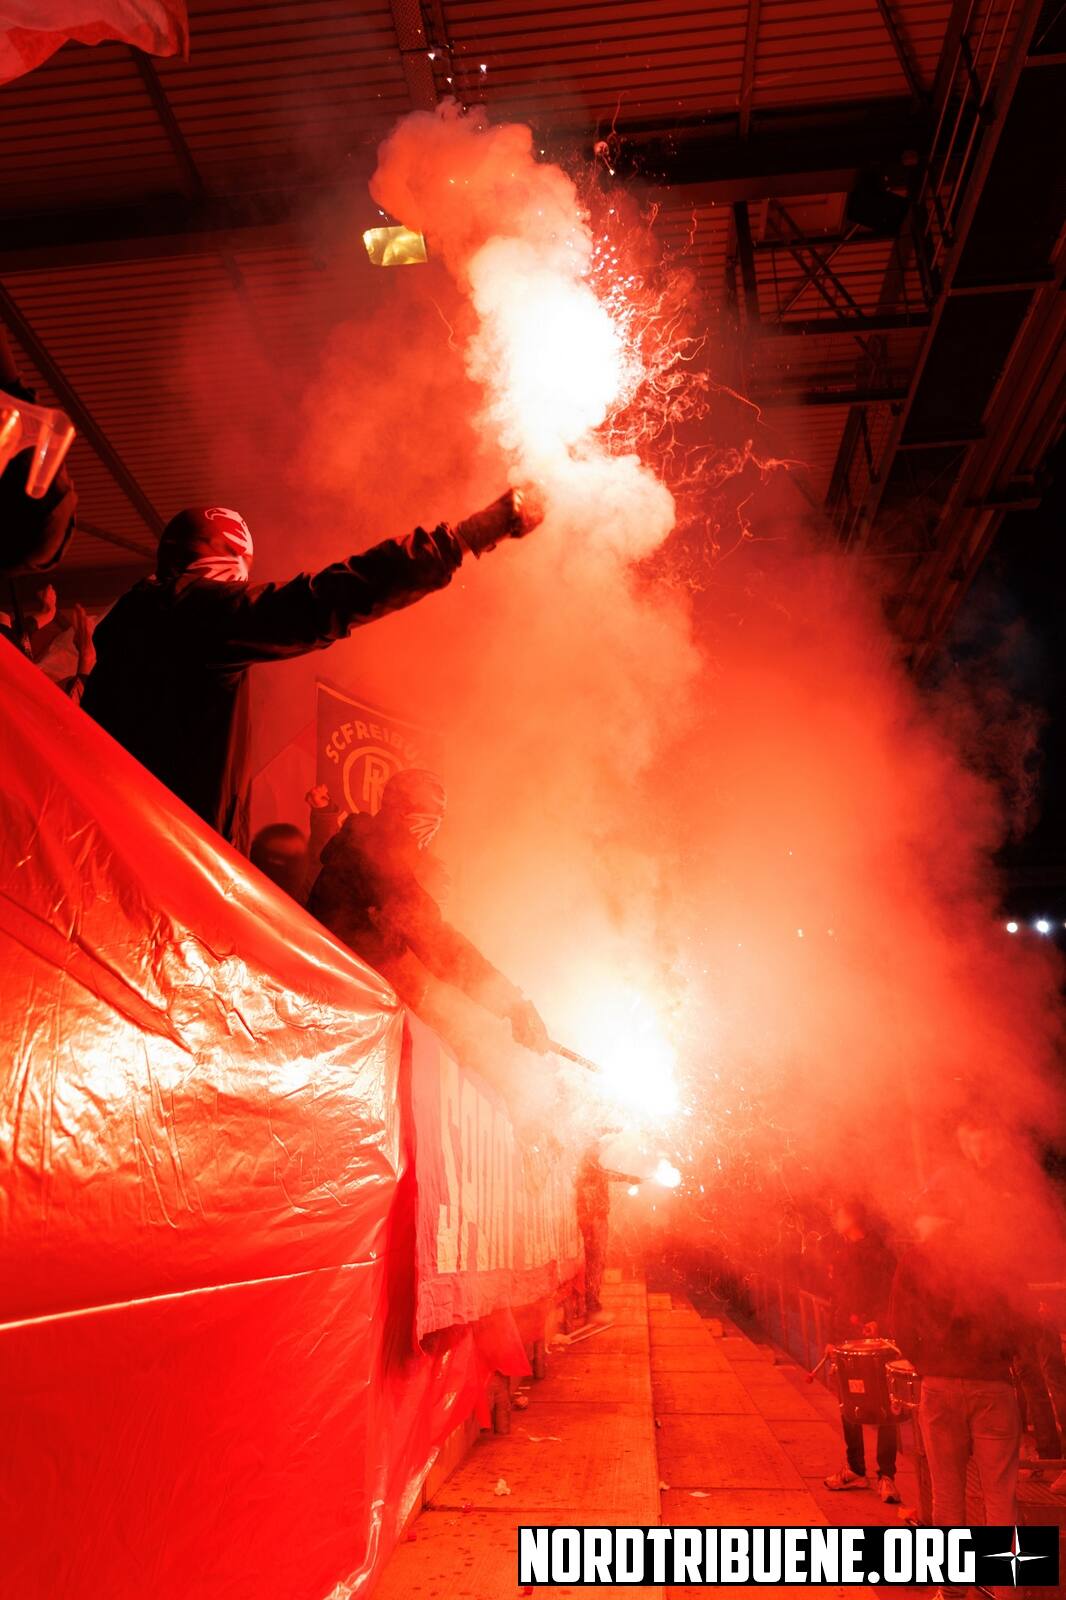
[362,225,428,267]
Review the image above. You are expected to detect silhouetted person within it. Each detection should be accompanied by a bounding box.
[309,768,550,1052]
[249,822,310,902]
[890,1177,1022,1593]
[955,1109,1066,1464]
[575,1133,640,1322]
[249,787,347,904]
[823,1199,900,1503]
[82,490,541,850]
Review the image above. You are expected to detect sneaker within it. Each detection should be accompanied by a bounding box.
[824,1468,869,1490]
[878,1475,901,1504]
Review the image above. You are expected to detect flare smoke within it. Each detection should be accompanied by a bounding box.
[194,102,1063,1267]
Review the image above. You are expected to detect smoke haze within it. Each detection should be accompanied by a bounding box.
[183,103,1064,1289]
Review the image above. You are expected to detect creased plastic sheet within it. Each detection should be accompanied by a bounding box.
[0,638,499,1600]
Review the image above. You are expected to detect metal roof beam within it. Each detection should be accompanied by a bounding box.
[77,519,156,558]
[389,0,438,109]
[906,241,1066,668]
[738,0,762,139]
[0,281,164,537]
[873,0,927,101]
[769,202,872,322]
[0,195,308,274]
[825,224,922,528]
[129,48,204,199]
[732,201,761,330]
[0,107,926,276]
[751,385,909,405]
[761,312,930,336]
[636,104,924,202]
[754,229,894,251]
[852,0,1050,551]
[130,49,272,357]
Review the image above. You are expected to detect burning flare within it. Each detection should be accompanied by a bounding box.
[371,102,675,560]
[370,102,689,1132]
[653,1158,682,1189]
[566,977,680,1120]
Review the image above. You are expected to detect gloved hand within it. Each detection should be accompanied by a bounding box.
[30,583,57,630]
[456,485,544,558]
[71,602,95,676]
[508,995,551,1054]
[305,784,333,811]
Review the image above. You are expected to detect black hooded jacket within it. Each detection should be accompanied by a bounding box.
[888,1162,1042,1380]
[82,525,464,849]
[889,1228,1021,1382]
[828,1231,897,1339]
[308,811,518,1015]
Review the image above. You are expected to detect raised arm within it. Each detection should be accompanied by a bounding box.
[207,489,542,669]
[207,523,464,668]
[380,880,551,1052]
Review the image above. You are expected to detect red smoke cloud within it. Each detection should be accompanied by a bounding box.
[181,102,1063,1278]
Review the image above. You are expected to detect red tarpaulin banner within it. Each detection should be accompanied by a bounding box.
[410,1018,583,1341]
[0,1,187,85]
[0,639,531,1600]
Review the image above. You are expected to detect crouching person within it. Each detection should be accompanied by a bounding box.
[308,768,550,1053]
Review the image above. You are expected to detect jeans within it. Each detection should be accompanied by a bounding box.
[579,1212,607,1314]
[919,1378,1020,1600]
[842,1415,898,1477]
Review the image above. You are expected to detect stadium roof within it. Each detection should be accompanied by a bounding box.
[1,0,1063,667]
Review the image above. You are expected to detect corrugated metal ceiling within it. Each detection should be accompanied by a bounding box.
[0,0,997,576]
[442,0,957,126]
[156,1,411,183]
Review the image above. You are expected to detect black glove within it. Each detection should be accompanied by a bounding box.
[455,486,543,558]
[508,995,551,1054]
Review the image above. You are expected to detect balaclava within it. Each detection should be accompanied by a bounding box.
[380,768,447,849]
[157,506,253,590]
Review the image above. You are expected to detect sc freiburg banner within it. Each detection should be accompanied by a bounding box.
[316,681,440,816]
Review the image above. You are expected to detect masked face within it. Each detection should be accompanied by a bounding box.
[183,507,253,586]
[405,810,443,850]
[158,506,254,589]
[381,769,447,849]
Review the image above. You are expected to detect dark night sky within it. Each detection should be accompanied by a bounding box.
[947,432,1066,924]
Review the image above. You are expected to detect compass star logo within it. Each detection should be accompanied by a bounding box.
[987,1527,1045,1584]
